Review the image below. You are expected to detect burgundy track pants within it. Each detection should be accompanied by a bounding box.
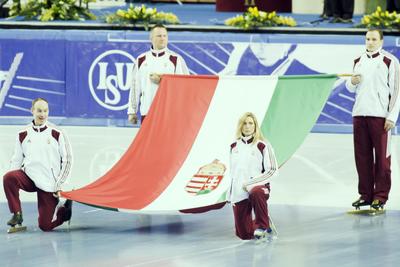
[3,170,68,231]
[232,185,270,240]
[353,116,391,203]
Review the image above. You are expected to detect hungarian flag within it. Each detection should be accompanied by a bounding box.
[61,74,336,213]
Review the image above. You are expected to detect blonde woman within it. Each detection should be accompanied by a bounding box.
[228,112,278,240]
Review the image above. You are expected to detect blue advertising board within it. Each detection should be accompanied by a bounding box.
[1,30,400,132]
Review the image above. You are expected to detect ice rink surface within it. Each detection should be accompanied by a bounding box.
[1,125,400,267]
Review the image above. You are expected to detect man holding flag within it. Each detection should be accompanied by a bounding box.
[346,29,400,210]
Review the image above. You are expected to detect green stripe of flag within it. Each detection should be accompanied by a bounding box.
[78,201,119,212]
[261,74,337,165]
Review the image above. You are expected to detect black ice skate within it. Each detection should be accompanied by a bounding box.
[348,198,385,216]
[351,198,371,210]
[254,228,276,244]
[367,200,386,215]
[7,212,27,234]
[254,228,268,243]
[371,199,385,210]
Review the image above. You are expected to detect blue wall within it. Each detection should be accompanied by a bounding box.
[1,30,399,131]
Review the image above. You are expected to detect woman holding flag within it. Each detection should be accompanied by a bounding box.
[228,112,278,241]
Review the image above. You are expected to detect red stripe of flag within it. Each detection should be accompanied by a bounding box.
[62,75,219,210]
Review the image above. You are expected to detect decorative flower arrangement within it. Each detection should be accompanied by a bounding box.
[225,7,297,29]
[106,4,180,29]
[9,0,96,22]
[359,6,400,29]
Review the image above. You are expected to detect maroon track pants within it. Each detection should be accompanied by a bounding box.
[353,116,391,203]
[232,185,270,240]
[3,170,68,231]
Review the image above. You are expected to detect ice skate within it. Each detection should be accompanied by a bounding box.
[369,200,385,215]
[254,228,273,244]
[348,198,385,216]
[7,212,27,234]
[351,197,371,210]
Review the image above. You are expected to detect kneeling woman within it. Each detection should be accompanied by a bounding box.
[228,112,278,240]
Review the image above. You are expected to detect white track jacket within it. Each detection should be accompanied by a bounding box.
[228,137,278,204]
[127,47,189,116]
[345,49,400,123]
[9,121,73,192]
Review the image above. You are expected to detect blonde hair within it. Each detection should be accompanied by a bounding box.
[235,112,264,144]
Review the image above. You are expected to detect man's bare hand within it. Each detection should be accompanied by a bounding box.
[351,74,361,85]
[53,190,61,198]
[384,119,395,132]
[128,114,138,124]
[149,73,162,84]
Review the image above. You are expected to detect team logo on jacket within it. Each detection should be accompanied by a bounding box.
[88,50,135,111]
[185,159,226,196]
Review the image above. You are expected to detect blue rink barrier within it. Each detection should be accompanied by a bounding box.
[1,30,400,133]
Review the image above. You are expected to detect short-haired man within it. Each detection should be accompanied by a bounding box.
[127,24,189,124]
[3,98,73,232]
[346,29,400,210]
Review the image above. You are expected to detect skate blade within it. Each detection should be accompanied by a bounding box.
[254,237,265,244]
[347,209,385,216]
[254,234,276,244]
[7,225,27,234]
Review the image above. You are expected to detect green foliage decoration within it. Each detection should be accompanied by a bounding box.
[358,6,400,29]
[9,0,96,21]
[105,4,180,30]
[225,7,296,29]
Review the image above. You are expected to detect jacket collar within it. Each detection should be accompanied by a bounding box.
[241,135,254,144]
[151,46,167,57]
[31,120,48,132]
[366,48,381,58]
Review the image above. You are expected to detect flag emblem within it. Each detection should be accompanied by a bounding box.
[185,159,226,196]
